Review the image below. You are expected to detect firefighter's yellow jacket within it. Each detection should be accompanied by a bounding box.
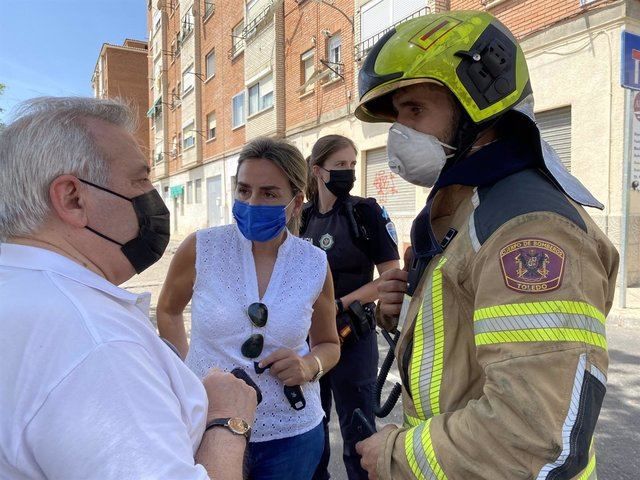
[377,167,618,480]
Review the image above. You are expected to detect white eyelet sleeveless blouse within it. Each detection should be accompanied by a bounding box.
[186,224,327,442]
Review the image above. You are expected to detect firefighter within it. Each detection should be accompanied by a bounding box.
[353,11,618,480]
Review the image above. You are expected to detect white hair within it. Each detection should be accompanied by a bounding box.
[0,96,137,241]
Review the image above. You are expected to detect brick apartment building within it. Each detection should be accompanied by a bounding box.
[91,39,150,152]
[146,0,640,286]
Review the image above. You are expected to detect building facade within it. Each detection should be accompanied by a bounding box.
[147,0,640,286]
[92,39,149,151]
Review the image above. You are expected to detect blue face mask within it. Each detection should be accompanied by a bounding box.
[232,198,295,242]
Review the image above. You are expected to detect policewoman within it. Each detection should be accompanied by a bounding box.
[302,135,400,480]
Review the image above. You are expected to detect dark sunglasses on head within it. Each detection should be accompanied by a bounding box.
[241,302,268,359]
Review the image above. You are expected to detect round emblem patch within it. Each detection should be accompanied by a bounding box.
[499,238,565,293]
[319,233,334,251]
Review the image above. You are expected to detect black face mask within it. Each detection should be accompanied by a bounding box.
[79,179,170,273]
[321,168,355,198]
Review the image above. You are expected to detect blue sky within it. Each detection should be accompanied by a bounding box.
[0,0,148,123]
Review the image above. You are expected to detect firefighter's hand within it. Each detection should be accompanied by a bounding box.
[356,424,398,479]
[377,268,408,318]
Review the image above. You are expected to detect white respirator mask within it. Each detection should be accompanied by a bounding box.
[386,122,456,188]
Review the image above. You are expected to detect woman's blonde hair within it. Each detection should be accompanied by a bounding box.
[306,134,357,201]
[237,137,307,235]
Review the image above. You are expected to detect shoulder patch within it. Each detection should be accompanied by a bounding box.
[385,221,398,246]
[499,238,566,293]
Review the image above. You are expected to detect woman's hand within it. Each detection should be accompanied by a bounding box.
[259,348,315,386]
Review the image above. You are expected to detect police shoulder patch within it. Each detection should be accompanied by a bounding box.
[499,238,565,294]
[385,221,398,246]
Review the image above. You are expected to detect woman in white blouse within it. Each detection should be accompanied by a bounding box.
[157,137,340,479]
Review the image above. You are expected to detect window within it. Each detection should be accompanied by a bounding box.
[205,49,216,79]
[154,141,163,165]
[247,0,259,15]
[246,0,259,36]
[182,7,194,37]
[183,121,195,149]
[537,106,572,171]
[327,34,342,78]
[232,20,244,56]
[182,64,195,96]
[300,48,315,93]
[360,0,425,43]
[248,74,273,116]
[207,112,217,140]
[186,181,193,204]
[171,135,178,156]
[154,111,162,131]
[153,9,162,32]
[195,178,202,203]
[232,92,245,128]
[204,1,215,18]
[153,55,162,96]
[175,31,182,56]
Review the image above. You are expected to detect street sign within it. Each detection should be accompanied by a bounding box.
[621,31,640,90]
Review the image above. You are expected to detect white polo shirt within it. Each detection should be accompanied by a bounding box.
[0,243,209,480]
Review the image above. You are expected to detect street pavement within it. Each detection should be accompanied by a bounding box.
[124,240,640,480]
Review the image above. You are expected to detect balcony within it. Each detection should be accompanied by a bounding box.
[242,1,274,41]
[355,7,430,61]
[151,153,168,180]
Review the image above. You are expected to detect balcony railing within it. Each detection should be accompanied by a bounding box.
[242,1,274,40]
[355,7,430,61]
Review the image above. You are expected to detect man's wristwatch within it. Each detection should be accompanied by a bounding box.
[205,417,251,441]
[310,354,323,382]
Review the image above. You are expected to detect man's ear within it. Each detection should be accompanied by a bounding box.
[49,175,89,228]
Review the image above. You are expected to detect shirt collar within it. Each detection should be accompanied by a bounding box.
[0,243,149,308]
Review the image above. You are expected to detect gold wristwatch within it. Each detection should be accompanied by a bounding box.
[205,417,251,441]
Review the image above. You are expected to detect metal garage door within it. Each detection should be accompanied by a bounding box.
[365,147,416,216]
[537,106,572,171]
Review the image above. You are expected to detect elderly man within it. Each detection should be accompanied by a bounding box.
[0,97,256,479]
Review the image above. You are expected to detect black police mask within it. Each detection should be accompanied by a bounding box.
[79,179,170,273]
[321,168,356,198]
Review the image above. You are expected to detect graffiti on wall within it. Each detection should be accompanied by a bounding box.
[373,171,399,204]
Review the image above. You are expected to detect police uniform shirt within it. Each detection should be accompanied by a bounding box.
[302,196,399,299]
